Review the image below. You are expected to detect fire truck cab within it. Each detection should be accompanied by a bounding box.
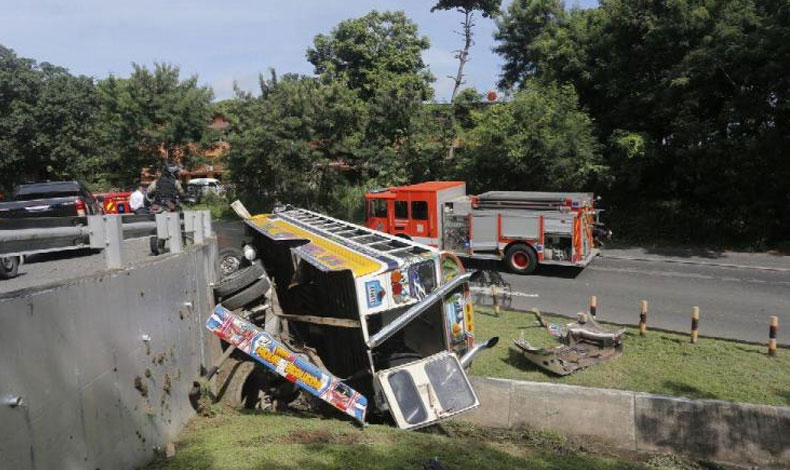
[365,181,602,274]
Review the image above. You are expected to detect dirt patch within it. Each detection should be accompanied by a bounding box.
[134,376,149,397]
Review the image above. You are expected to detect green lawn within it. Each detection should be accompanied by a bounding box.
[148,408,666,470]
[470,307,790,406]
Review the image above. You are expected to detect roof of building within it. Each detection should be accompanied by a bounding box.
[391,181,465,193]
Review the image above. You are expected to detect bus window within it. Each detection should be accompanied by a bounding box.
[394,201,408,219]
[411,201,429,220]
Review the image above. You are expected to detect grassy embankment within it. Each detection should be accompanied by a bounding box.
[148,407,704,470]
[471,307,790,406]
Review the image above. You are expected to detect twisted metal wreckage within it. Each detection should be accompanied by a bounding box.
[205,201,499,429]
[513,312,625,376]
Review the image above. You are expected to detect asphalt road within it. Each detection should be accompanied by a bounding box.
[0,239,153,296]
[466,253,790,345]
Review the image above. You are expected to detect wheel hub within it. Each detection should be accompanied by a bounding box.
[513,252,529,269]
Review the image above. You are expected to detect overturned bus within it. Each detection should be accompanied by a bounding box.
[208,204,498,429]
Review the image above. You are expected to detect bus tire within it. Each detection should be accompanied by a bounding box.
[504,243,537,275]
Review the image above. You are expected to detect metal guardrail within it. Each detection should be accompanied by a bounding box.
[0,210,213,269]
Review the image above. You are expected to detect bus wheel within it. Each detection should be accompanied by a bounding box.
[504,243,537,275]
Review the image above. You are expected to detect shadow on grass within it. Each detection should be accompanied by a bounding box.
[502,347,557,378]
[660,381,719,400]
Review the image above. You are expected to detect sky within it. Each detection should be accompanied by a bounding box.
[1,0,598,102]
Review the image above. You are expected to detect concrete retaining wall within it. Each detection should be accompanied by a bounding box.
[0,240,219,470]
[462,377,790,467]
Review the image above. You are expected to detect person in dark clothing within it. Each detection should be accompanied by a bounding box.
[146,164,184,209]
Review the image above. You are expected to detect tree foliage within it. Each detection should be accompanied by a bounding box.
[307,10,433,101]
[96,63,214,185]
[0,45,99,190]
[461,81,604,193]
[225,73,368,211]
[494,0,790,244]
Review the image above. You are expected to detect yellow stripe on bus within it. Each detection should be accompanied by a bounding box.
[249,214,383,278]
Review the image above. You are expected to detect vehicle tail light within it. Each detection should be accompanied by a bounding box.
[75,198,86,216]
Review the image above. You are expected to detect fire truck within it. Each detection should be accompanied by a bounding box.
[365,181,605,274]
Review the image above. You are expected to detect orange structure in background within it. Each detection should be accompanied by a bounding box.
[141,113,230,185]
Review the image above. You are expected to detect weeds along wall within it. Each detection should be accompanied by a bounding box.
[0,240,219,470]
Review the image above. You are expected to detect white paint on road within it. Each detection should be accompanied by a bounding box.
[469,286,539,298]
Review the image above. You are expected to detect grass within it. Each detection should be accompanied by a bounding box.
[147,406,675,470]
[470,307,790,406]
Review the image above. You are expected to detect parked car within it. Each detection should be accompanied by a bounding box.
[0,181,101,280]
[0,181,102,218]
[185,178,224,204]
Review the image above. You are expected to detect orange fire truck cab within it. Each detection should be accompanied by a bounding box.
[365,181,604,274]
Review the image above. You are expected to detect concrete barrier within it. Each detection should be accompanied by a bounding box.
[0,240,219,470]
[462,376,790,467]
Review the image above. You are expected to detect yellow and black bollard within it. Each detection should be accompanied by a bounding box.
[639,300,648,337]
[769,316,778,357]
[590,295,598,318]
[690,306,700,343]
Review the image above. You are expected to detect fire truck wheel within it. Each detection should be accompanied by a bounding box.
[213,260,265,298]
[220,276,271,310]
[504,243,537,274]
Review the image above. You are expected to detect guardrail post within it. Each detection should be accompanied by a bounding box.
[183,211,196,245]
[155,213,169,241]
[201,210,213,238]
[193,212,205,244]
[167,213,183,253]
[104,215,127,269]
[87,215,105,249]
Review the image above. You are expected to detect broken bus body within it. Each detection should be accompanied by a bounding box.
[211,205,497,429]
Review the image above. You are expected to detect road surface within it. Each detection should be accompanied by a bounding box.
[466,250,790,345]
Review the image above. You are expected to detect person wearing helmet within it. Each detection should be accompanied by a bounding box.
[147,164,185,209]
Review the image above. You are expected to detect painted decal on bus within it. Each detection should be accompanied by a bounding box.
[206,305,368,423]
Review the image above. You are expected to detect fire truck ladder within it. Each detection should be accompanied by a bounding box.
[276,208,431,259]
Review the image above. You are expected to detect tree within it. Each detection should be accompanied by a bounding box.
[493,0,790,244]
[96,63,214,185]
[431,0,502,102]
[305,10,438,181]
[461,81,605,193]
[306,10,433,101]
[0,45,100,190]
[225,72,368,212]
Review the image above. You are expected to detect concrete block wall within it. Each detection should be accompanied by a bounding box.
[461,377,790,467]
[0,241,219,470]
